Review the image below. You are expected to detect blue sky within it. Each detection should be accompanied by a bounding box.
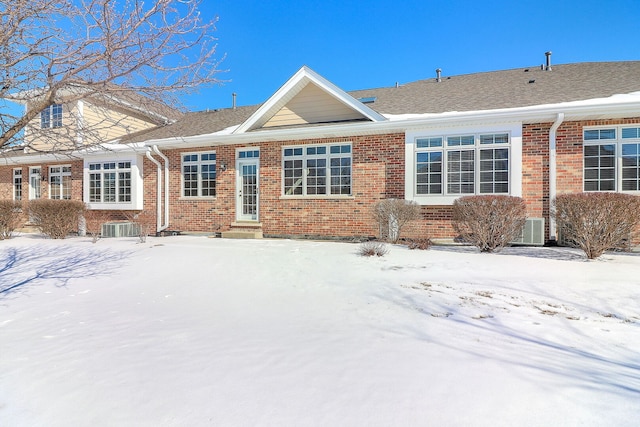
[186,0,640,111]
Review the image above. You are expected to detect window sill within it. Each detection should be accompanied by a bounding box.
[86,202,142,210]
[410,194,513,206]
[280,195,355,200]
[179,196,217,201]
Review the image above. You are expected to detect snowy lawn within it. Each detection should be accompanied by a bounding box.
[1,235,639,426]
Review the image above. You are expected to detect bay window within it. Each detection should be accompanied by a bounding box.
[88,161,132,203]
[83,156,143,210]
[414,133,510,196]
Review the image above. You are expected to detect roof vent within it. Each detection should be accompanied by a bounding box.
[357,96,377,104]
[545,51,552,71]
[232,92,237,109]
[436,68,442,82]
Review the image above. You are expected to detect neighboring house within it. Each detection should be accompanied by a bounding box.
[1,84,181,204]
[2,56,640,244]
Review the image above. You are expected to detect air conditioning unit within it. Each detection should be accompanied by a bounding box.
[101,222,140,238]
[511,218,545,246]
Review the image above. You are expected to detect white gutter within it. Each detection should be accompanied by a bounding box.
[548,112,565,242]
[152,145,170,232]
[142,94,640,150]
[145,148,164,233]
[1,142,147,165]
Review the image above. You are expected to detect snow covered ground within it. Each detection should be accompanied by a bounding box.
[1,235,639,426]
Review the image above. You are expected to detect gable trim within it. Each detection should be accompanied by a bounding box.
[232,66,386,134]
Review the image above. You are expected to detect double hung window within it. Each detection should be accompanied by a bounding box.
[584,126,640,192]
[182,152,216,197]
[283,143,351,196]
[49,165,71,200]
[41,104,63,128]
[415,133,510,196]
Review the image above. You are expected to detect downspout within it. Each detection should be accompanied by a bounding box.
[152,145,170,231]
[549,112,565,242]
[145,148,164,234]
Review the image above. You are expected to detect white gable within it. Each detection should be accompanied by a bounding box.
[233,66,386,134]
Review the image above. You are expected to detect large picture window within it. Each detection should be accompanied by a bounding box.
[182,152,216,197]
[88,161,132,203]
[584,126,640,192]
[49,165,71,200]
[283,143,351,196]
[414,133,510,196]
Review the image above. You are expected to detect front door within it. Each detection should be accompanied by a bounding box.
[236,158,259,221]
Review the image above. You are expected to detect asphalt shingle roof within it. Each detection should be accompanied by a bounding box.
[123,61,640,143]
[350,61,640,114]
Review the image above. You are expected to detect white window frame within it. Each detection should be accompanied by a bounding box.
[49,165,72,200]
[281,143,352,197]
[181,151,217,198]
[83,155,144,210]
[406,123,522,205]
[583,125,640,193]
[13,168,22,201]
[41,104,63,129]
[87,161,133,203]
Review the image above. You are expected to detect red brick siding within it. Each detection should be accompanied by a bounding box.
[3,117,640,242]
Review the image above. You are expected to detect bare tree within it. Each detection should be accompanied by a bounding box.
[0,0,223,151]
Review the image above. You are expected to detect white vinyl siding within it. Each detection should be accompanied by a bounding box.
[264,85,364,128]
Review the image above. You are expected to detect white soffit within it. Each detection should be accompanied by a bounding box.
[232,66,386,134]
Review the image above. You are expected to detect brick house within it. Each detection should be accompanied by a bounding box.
[2,58,640,243]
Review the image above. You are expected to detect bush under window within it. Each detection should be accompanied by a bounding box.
[553,192,640,259]
[452,195,527,253]
[29,199,85,239]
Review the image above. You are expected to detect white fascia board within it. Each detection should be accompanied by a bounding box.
[0,142,146,165]
[233,66,386,134]
[141,93,640,150]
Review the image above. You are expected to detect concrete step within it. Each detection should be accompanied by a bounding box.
[221,230,263,239]
[15,225,40,234]
[220,221,263,239]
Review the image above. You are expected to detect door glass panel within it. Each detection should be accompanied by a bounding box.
[242,164,257,218]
